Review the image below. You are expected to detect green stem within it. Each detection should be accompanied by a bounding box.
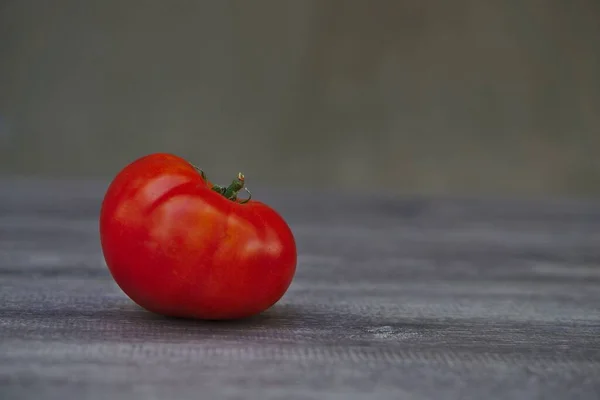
[223,173,245,200]
[192,164,251,203]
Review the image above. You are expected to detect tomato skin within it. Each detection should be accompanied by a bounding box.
[99,153,297,320]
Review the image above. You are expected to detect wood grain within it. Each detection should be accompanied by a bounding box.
[1,179,600,399]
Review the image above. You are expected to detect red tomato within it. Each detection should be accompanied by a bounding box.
[99,153,297,320]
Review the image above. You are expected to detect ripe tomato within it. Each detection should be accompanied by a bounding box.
[99,153,297,320]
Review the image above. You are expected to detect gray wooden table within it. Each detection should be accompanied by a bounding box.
[1,179,600,399]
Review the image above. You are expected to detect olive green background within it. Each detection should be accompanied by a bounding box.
[1,0,599,197]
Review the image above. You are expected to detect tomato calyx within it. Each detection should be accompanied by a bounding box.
[192,164,252,204]
[213,172,252,204]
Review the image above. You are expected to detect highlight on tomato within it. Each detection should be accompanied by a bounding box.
[99,153,297,320]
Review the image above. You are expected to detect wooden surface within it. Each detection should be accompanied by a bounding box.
[1,179,600,399]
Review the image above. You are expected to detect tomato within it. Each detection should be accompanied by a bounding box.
[99,153,297,320]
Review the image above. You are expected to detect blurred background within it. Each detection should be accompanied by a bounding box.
[1,0,599,197]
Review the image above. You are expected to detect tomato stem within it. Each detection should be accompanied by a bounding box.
[222,173,252,203]
[191,163,251,204]
[222,173,244,199]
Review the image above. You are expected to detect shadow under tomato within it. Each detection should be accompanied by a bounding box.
[131,303,304,327]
